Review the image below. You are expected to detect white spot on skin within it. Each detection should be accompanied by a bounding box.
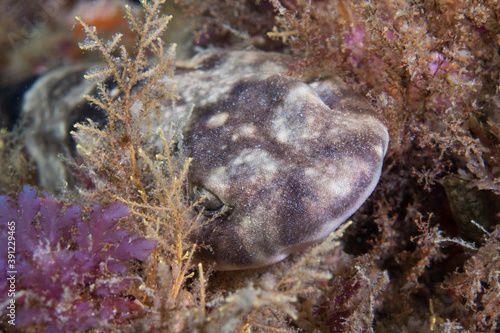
[229,149,280,183]
[304,167,319,178]
[206,166,230,194]
[232,124,257,141]
[374,141,386,158]
[239,124,257,137]
[305,156,372,201]
[272,114,294,143]
[327,178,352,199]
[206,112,229,128]
[288,85,317,104]
[271,85,330,147]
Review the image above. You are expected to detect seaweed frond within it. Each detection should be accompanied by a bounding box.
[200,222,385,332]
[443,224,500,331]
[0,123,36,197]
[72,0,206,329]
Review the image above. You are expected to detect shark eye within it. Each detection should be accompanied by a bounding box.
[191,186,232,218]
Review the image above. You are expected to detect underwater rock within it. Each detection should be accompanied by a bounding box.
[440,175,500,243]
[14,50,389,270]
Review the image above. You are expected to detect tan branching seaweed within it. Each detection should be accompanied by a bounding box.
[443,225,500,331]
[0,125,35,196]
[201,223,362,332]
[72,0,206,329]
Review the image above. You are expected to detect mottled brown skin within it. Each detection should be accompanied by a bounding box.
[182,69,388,270]
[17,50,388,270]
